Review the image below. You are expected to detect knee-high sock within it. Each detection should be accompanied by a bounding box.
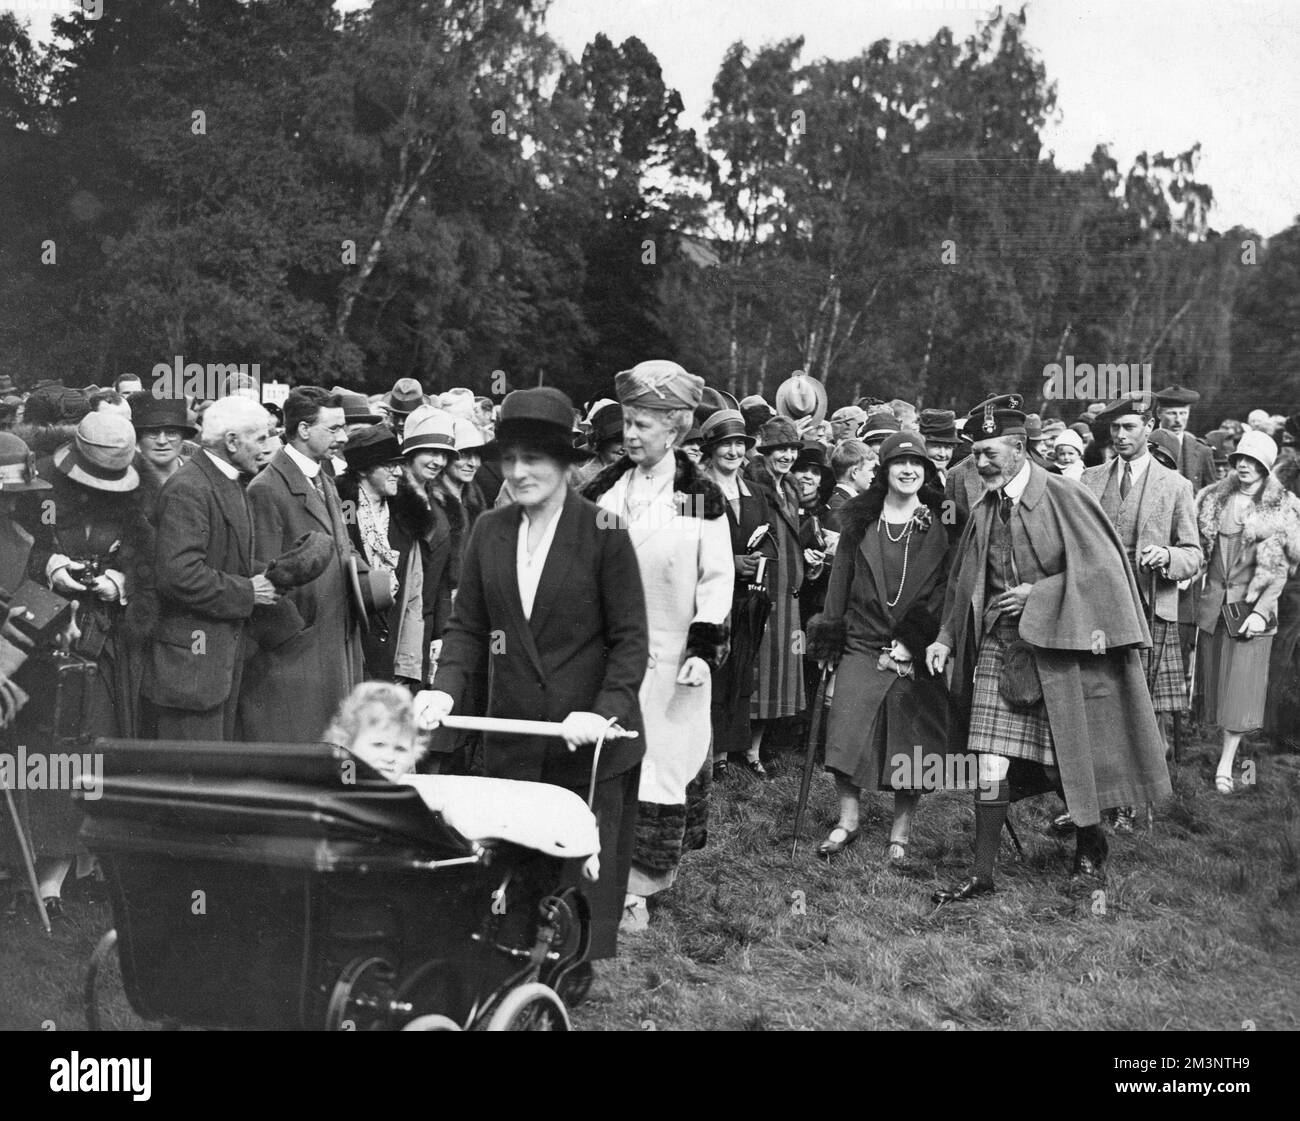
[972,779,1009,881]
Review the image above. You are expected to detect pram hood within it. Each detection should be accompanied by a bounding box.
[399,775,600,859]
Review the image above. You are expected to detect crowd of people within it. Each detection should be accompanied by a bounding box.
[1,364,1298,967]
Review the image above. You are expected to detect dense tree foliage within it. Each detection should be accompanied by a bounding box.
[0,3,1290,417]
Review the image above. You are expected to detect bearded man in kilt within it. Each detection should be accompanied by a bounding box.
[1081,391,1202,828]
[926,396,1172,902]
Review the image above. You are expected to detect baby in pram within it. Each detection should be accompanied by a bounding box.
[324,683,601,875]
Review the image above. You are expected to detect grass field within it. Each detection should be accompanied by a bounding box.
[3,732,1298,1032]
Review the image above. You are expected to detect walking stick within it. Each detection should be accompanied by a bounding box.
[3,784,51,935]
[791,664,832,858]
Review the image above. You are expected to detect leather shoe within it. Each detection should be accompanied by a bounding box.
[740,758,773,781]
[931,875,996,904]
[1049,812,1076,835]
[816,825,859,858]
[712,759,730,781]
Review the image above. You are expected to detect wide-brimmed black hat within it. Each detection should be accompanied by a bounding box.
[792,439,833,489]
[344,424,403,474]
[127,392,197,437]
[485,387,587,462]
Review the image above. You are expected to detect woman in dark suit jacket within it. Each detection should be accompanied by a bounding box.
[416,388,649,961]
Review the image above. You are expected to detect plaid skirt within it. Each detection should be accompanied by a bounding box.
[968,619,1057,765]
[1139,617,1187,713]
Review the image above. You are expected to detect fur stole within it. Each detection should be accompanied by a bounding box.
[581,449,726,519]
[1196,473,1300,604]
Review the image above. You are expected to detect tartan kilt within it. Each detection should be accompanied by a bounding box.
[1139,617,1187,713]
[968,619,1057,765]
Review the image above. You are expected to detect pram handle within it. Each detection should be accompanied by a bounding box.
[435,715,638,740]
[433,714,635,810]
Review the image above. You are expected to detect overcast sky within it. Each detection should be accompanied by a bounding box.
[544,0,1299,238]
[10,0,1297,236]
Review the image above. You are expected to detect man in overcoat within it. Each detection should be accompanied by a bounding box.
[147,397,281,740]
[239,388,364,742]
[926,397,1171,902]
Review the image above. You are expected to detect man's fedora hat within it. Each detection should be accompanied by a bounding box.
[53,413,139,492]
[700,409,755,450]
[0,432,51,493]
[918,408,959,445]
[127,392,198,436]
[485,387,588,462]
[334,389,383,425]
[775,370,828,426]
[347,554,396,636]
[385,377,427,415]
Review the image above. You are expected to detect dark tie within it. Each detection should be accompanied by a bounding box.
[1120,461,1132,500]
[998,490,1012,523]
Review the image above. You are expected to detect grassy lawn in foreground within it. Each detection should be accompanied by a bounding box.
[2,733,1297,1031]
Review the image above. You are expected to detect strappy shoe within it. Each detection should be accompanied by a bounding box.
[1214,773,1235,795]
[884,840,908,865]
[816,825,860,858]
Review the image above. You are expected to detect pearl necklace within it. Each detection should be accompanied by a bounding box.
[878,516,914,607]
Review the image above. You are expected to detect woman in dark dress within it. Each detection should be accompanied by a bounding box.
[807,433,956,862]
[700,410,770,777]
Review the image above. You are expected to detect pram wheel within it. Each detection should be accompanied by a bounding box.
[324,956,400,1031]
[484,982,570,1031]
[84,929,164,1030]
[400,1014,462,1031]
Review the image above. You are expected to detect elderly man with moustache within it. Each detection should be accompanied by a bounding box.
[239,388,364,742]
[925,396,1171,902]
[146,397,282,741]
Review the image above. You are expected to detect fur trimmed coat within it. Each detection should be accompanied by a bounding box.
[1194,473,1300,635]
[583,450,733,886]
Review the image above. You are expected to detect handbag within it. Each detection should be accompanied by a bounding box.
[1220,599,1276,639]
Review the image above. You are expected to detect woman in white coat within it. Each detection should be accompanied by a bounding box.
[583,361,733,932]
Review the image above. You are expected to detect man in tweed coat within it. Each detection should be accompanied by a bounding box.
[1082,391,1202,827]
[926,396,1171,903]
